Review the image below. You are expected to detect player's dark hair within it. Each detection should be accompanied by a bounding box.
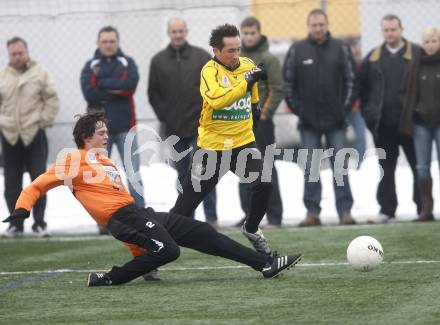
[98,25,119,40]
[381,14,402,28]
[241,16,261,32]
[209,24,240,49]
[7,36,28,48]
[73,112,108,149]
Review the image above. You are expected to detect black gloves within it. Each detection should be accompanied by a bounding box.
[245,63,267,92]
[2,208,30,223]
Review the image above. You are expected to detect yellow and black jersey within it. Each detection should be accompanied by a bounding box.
[198,57,259,150]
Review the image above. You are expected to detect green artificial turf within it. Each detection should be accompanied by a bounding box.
[1,222,439,324]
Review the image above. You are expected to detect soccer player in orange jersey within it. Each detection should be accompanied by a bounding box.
[3,112,302,286]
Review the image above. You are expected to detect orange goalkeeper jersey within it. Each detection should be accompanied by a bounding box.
[15,149,135,227]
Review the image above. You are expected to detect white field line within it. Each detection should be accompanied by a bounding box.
[1,260,440,276]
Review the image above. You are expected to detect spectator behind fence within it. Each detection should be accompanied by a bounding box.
[0,37,59,238]
[236,16,284,228]
[283,9,356,226]
[400,27,440,222]
[80,26,145,234]
[148,17,218,227]
[359,14,421,223]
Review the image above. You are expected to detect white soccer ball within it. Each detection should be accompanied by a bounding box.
[346,236,384,272]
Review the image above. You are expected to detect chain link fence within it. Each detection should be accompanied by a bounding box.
[0,0,439,164]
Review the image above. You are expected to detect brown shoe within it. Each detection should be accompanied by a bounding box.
[341,212,356,225]
[299,212,321,227]
[414,179,435,222]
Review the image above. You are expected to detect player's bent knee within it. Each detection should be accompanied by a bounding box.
[162,243,180,263]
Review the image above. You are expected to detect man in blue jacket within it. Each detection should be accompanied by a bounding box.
[283,9,356,226]
[80,26,145,226]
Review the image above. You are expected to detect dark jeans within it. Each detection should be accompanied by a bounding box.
[107,204,268,285]
[239,120,283,225]
[374,124,421,217]
[300,126,353,218]
[413,123,440,181]
[1,130,48,230]
[171,142,272,233]
[173,137,217,221]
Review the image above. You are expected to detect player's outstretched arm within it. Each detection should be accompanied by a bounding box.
[3,154,75,220]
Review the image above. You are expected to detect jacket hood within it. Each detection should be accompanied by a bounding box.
[241,35,269,54]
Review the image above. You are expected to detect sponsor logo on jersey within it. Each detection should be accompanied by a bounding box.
[222,75,230,87]
[87,152,98,163]
[102,165,124,189]
[212,92,251,121]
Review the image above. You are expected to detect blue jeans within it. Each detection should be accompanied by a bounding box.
[350,111,367,167]
[173,137,217,221]
[413,123,440,181]
[300,126,353,218]
[108,131,145,208]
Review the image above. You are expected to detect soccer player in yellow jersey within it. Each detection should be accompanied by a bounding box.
[3,112,302,285]
[171,24,274,256]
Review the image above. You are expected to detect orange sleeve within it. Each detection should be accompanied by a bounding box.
[124,243,146,257]
[15,153,78,211]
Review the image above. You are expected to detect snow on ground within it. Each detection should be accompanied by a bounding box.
[0,155,438,235]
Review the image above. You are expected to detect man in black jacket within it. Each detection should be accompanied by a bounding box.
[283,9,356,226]
[148,18,218,226]
[359,14,421,223]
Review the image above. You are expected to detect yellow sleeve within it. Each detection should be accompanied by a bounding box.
[200,66,248,109]
[15,153,77,211]
[251,82,259,104]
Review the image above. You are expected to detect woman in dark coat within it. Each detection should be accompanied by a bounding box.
[401,27,440,221]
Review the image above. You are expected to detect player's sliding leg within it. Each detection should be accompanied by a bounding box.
[159,212,302,278]
[87,206,180,286]
[124,243,160,281]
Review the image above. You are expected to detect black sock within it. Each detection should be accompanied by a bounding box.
[244,221,258,234]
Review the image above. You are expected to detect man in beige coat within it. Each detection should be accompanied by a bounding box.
[0,37,59,237]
